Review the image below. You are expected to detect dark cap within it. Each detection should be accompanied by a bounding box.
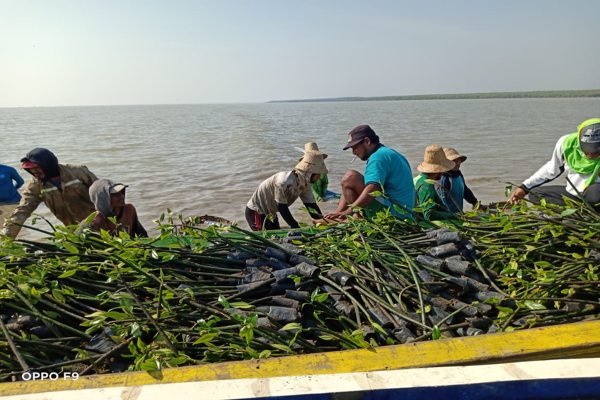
[342,125,379,150]
[580,122,600,154]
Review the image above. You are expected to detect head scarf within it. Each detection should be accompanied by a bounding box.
[88,179,117,217]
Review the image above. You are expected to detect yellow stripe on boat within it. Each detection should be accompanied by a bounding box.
[2,319,600,397]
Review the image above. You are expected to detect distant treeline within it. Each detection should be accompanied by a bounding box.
[269,89,600,103]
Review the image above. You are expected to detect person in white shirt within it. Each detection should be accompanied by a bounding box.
[508,118,600,209]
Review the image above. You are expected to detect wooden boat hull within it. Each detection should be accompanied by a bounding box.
[2,319,600,399]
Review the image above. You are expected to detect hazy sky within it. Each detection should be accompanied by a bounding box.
[1,0,599,107]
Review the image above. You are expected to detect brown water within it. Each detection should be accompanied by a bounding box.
[2,98,599,238]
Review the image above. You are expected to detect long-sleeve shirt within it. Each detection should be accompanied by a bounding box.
[441,170,478,212]
[3,164,97,238]
[247,170,315,216]
[0,165,25,204]
[522,134,595,196]
[414,173,455,221]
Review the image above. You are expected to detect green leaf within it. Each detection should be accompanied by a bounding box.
[239,324,254,344]
[432,326,441,340]
[523,300,546,310]
[130,322,142,337]
[217,295,230,308]
[58,269,77,279]
[51,289,66,302]
[193,332,219,345]
[229,301,254,310]
[560,208,577,217]
[259,350,272,359]
[371,322,386,335]
[62,242,79,254]
[140,359,160,372]
[280,323,302,331]
[270,343,293,353]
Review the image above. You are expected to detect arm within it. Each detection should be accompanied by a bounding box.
[10,168,25,190]
[1,181,43,238]
[302,202,323,219]
[325,183,379,220]
[276,203,299,229]
[522,137,566,190]
[509,136,566,204]
[462,182,478,206]
[132,217,148,237]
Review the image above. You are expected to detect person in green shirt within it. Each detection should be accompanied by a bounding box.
[414,144,456,221]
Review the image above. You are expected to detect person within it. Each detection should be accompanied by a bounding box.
[441,147,482,212]
[508,118,600,209]
[299,142,339,202]
[324,125,415,221]
[245,151,327,231]
[83,179,147,237]
[1,148,98,238]
[414,144,456,221]
[0,161,25,220]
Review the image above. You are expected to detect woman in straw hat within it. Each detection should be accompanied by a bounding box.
[441,147,482,212]
[245,151,327,231]
[414,144,456,221]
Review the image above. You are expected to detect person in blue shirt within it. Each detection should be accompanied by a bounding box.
[0,163,25,219]
[324,125,415,221]
[0,163,24,204]
[440,147,482,212]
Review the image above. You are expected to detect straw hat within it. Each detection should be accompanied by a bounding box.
[417,144,455,173]
[304,142,328,159]
[443,147,467,162]
[295,152,328,175]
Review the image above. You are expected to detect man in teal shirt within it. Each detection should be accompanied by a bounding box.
[324,125,415,221]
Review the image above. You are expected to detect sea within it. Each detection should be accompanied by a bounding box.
[2,98,599,238]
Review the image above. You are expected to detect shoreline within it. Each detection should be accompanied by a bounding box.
[269,89,600,103]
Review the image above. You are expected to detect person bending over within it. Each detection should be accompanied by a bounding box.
[1,148,97,238]
[245,152,327,230]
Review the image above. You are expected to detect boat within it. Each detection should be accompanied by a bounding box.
[2,319,599,399]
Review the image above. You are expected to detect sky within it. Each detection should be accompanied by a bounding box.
[1,0,599,107]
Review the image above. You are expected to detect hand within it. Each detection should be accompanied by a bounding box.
[312,218,333,225]
[508,187,527,205]
[323,210,350,222]
[473,202,488,211]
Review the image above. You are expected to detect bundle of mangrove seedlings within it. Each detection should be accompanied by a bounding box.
[0,203,598,381]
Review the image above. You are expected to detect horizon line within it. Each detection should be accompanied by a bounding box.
[2,88,599,109]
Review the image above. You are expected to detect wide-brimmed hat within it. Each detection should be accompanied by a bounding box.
[417,144,455,173]
[295,152,328,175]
[304,142,328,158]
[299,142,328,161]
[443,147,467,162]
[342,125,379,150]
